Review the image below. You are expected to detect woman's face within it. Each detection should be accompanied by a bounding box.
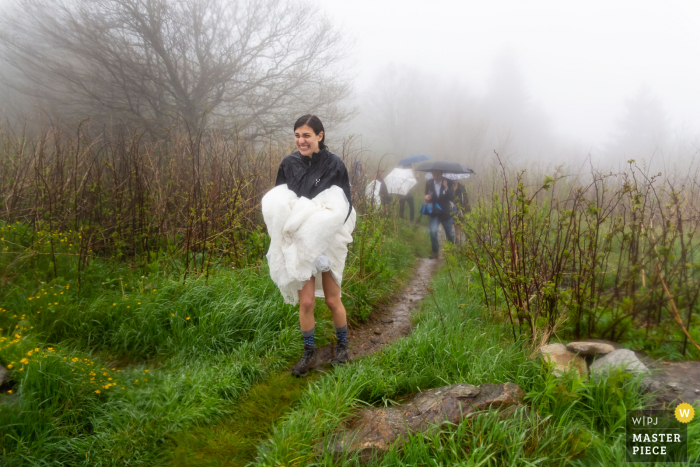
[294,125,323,156]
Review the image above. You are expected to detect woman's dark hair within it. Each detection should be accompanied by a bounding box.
[294,114,326,150]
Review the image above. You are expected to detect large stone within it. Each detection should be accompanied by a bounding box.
[642,361,700,410]
[0,364,7,387]
[566,341,615,356]
[590,349,649,379]
[326,383,524,462]
[539,343,587,378]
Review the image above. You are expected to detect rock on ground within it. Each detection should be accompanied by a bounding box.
[590,349,649,379]
[644,361,700,410]
[0,364,7,387]
[539,343,587,378]
[325,383,524,463]
[566,341,615,356]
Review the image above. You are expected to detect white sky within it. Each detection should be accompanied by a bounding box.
[317,0,700,145]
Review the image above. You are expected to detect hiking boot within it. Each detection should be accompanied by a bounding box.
[331,340,350,365]
[429,252,438,259]
[291,345,317,376]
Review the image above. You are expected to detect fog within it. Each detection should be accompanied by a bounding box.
[320,0,700,171]
[1,0,699,173]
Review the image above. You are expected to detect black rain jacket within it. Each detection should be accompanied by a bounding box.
[424,179,455,220]
[275,148,353,222]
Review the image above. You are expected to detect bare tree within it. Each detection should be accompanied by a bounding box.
[0,0,352,135]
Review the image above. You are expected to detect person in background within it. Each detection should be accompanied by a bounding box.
[398,164,415,221]
[424,170,455,259]
[376,171,391,215]
[451,180,470,245]
[452,180,471,213]
[352,161,365,186]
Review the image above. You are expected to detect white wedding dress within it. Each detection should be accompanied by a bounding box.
[262,184,356,305]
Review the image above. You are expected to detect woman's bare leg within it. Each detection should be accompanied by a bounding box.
[292,278,319,376]
[321,271,347,328]
[298,277,317,332]
[322,271,350,364]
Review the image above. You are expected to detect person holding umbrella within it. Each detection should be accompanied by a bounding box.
[424,170,455,259]
[416,161,474,259]
[393,155,429,221]
[376,170,391,215]
[397,165,416,221]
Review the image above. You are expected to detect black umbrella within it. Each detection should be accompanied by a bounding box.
[397,154,430,166]
[415,161,475,174]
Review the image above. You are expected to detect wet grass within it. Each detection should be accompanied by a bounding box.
[252,265,700,466]
[169,372,312,467]
[163,224,429,466]
[0,220,426,466]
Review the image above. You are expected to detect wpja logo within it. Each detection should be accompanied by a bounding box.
[626,406,691,463]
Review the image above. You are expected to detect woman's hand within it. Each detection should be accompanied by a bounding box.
[425,194,431,201]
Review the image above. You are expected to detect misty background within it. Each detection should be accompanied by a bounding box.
[0,0,698,174]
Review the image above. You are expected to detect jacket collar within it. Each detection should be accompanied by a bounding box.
[299,148,326,163]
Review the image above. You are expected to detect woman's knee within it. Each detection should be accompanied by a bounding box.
[325,295,343,311]
[299,295,316,312]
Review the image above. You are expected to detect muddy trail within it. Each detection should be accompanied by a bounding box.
[170,258,441,467]
[314,257,440,367]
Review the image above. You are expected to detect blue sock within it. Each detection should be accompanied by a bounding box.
[302,327,315,347]
[336,324,348,343]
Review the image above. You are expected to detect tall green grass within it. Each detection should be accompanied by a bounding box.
[0,220,424,466]
[253,265,700,466]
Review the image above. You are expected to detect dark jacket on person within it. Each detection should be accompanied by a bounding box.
[275,148,353,222]
[424,178,455,220]
[377,175,391,205]
[454,182,471,213]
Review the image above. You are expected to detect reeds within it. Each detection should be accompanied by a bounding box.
[0,121,388,286]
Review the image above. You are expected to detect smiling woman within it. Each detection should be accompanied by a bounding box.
[265,115,356,376]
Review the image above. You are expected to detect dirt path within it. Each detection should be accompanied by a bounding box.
[314,257,440,367]
[168,258,441,466]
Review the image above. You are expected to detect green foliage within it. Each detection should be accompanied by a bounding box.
[254,264,700,466]
[169,372,311,467]
[458,161,700,360]
[0,213,419,466]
